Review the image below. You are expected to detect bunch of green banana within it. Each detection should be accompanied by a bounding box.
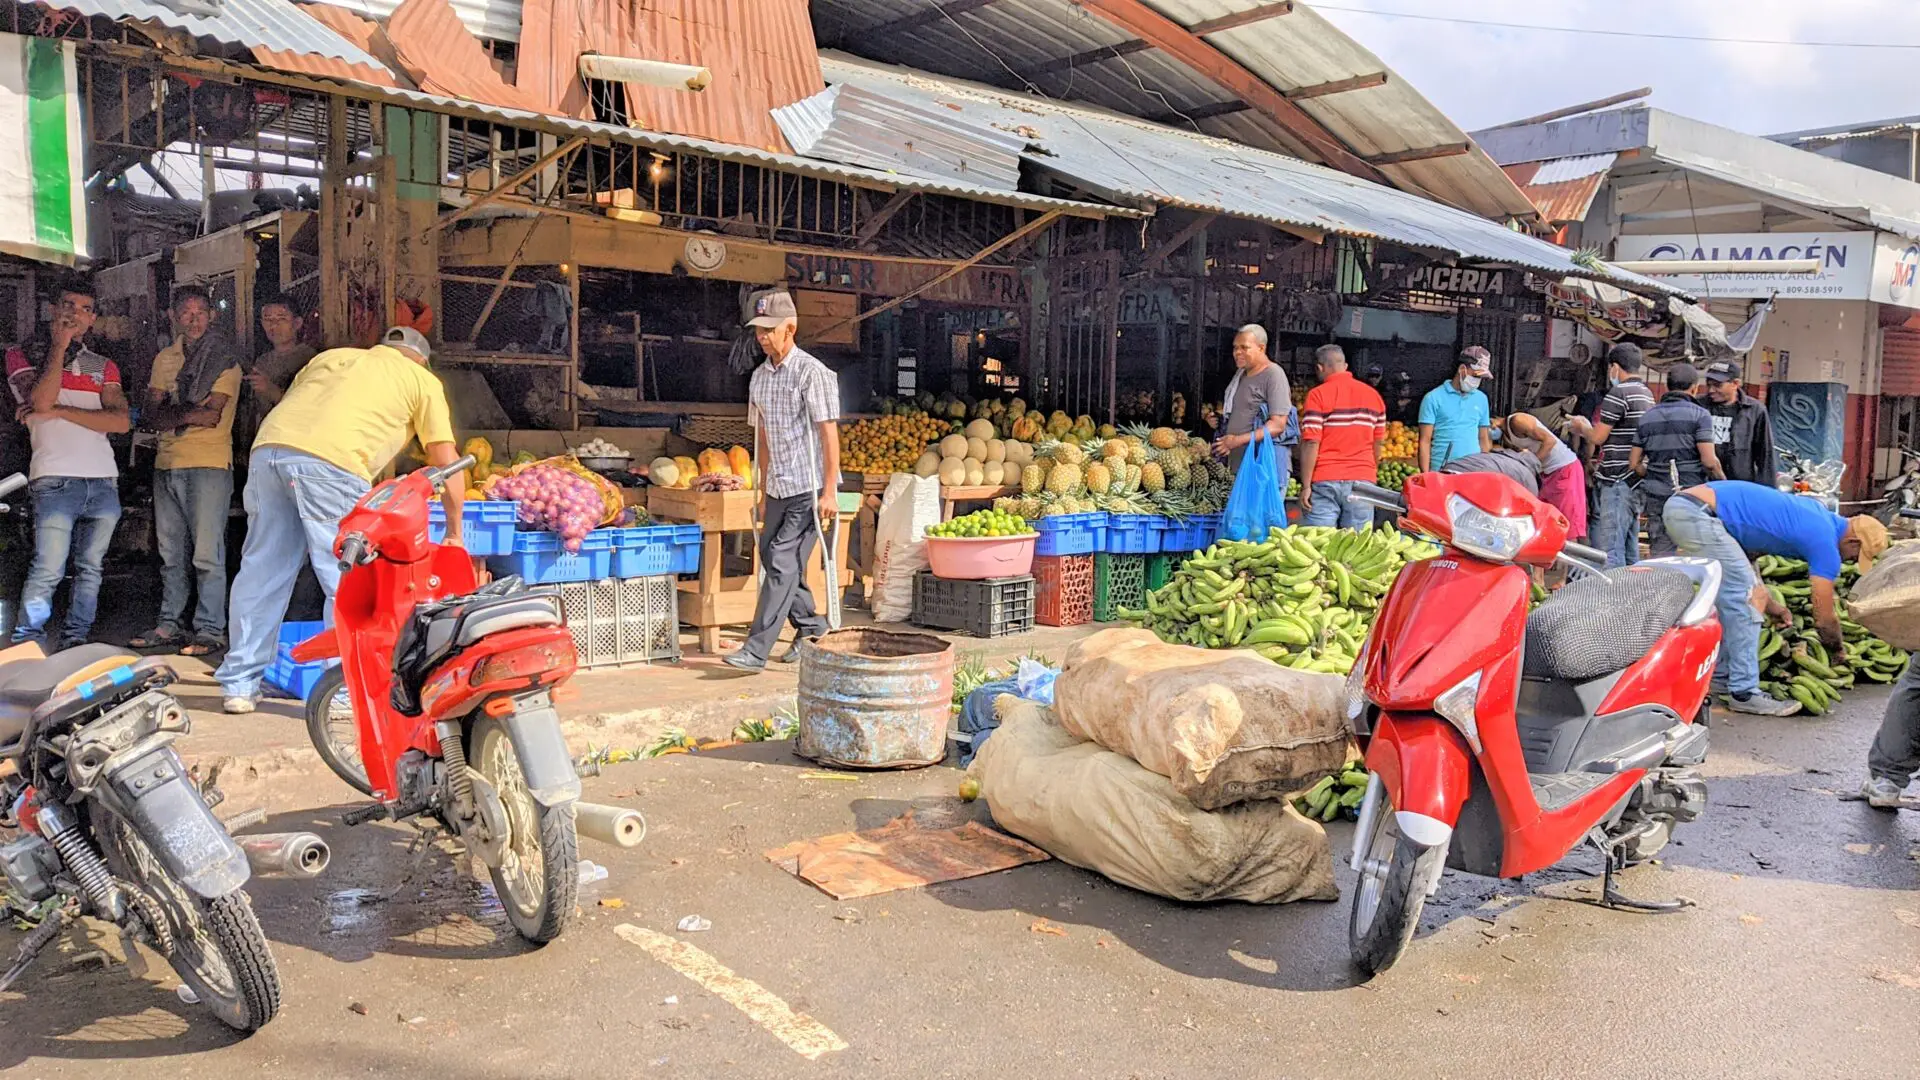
[1293,762,1371,822]
[1753,557,1909,713]
[1115,523,1440,673]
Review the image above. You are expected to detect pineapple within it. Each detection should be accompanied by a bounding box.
[1126,440,1147,466]
[1148,426,1179,450]
[1140,461,1166,493]
[1052,443,1085,467]
[1101,438,1129,460]
[1019,498,1044,518]
[1045,462,1084,495]
[1186,436,1210,460]
[1166,461,1191,491]
[1085,461,1113,495]
[1021,464,1045,495]
[1123,462,1142,494]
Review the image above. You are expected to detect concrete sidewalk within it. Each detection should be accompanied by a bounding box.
[169,618,1107,802]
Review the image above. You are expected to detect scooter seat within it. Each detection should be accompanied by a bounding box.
[1524,566,1696,682]
[422,595,562,657]
[390,578,565,716]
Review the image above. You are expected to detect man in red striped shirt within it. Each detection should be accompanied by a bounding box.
[1298,344,1387,529]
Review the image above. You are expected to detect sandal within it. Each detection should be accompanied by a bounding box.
[180,636,226,657]
[130,627,185,649]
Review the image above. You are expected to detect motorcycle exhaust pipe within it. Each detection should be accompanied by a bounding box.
[574,802,646,848]
[238,832,331,878]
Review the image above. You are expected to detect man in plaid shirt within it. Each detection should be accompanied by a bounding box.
[725,289,842,672]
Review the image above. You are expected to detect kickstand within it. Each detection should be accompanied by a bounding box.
[380,822,446,900]
[0,905,67,993]
[1597,849,1694,914]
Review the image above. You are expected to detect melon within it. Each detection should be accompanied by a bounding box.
[913,450,942,477]
[964,418,996,441]
[938,458,968,486]
[939,434,970,460]
[1005,440,1032,465]
[985,438,1006,463]
[965,436,988,462]
[983,461,1005,486]
[964,462,985,487]
[648,457,680,488]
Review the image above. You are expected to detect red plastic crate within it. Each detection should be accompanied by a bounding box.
[1033,553,1094,627]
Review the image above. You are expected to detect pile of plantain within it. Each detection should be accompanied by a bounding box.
[1294,761,1371,822]
[1117,524,1440,674]
[1756,555,1911,715]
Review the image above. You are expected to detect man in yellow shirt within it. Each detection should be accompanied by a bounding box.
[133,285,242,655]
[215,326,465,713]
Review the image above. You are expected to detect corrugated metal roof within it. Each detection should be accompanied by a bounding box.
[384,0,543,109]
[772,83,1026,190]
[307,0,524,44]
[56,0,384,63]
[1502,153,1614,225]
[812,54,1680,295]
[809,0,1539,223]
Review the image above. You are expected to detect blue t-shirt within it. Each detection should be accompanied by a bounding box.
[1708,481,1847,581]
[1418,382,1491,467]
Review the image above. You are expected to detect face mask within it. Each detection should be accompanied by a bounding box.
[1462,376,1482,391]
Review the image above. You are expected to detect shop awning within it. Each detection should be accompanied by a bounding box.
[804,54,1686,299]
[0,34,88,266]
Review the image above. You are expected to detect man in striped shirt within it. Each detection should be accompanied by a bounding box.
[726,289,841,673]
[1297,344,1386,529]
[1588,343,1657,568]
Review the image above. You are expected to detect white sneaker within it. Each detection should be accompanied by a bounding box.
[1862,775,1907,809]
[222,695,257,715]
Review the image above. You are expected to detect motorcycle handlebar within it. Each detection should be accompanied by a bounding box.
[426,454,477,490]
[1562,540,1606,567]
[337,533,371,573]
[0,473,26,501]
[1344,481,1407,514]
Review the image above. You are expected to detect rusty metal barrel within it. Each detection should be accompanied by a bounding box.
[796,629,956,769]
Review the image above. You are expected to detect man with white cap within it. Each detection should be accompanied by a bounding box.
[726,289,840,673]
[215,325,462,712]
[1417,347,1493,471]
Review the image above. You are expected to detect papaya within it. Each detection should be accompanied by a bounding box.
[672,456,699,487]
[727,445,753,487]
[697,448,729,477]
[462,436,494,475]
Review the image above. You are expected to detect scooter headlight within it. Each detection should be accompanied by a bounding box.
[1432,671,1483,754]
[1446,493,1537,563]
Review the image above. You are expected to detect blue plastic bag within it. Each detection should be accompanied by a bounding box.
[1223,426,1289,541]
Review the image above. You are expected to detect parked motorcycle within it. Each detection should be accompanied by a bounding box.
[293,455,586,943]
[1871,445,1920,532]
[1340,472,1720,974]
[0,473,280,1029]
[1776,450,1845,512]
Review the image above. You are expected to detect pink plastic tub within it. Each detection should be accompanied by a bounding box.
[923,534,1037,580]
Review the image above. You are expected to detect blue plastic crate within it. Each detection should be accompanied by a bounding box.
[1033,512,1107,557]
[1103,514,1163,554]
[1191,512,1223,548]
[265,646,329,701]
[610,524,703,578]
[428,500,520,556]
[1157,515,1211,552]
[278,619,327,651]
[488,530,616,584]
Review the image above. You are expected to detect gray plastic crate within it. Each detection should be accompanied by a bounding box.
[559,575,681,668]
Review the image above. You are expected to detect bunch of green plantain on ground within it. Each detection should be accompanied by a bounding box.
[1755,554,1911,715]
[1116,524,1441,674]
[1294,761,1371,821]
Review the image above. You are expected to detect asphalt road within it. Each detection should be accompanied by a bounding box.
[3,691,1916,1080]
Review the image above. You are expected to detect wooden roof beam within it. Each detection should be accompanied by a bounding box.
[1017,3,1296,82]
[1067,0,1384,183]
[1146,74,1388,126]
[1366,142,1473,167]
[835,0,1001,43]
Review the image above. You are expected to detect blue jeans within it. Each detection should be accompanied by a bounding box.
[215,447,368,698]
[1303,480,1372,529]
[1595,479,1642,569]
[14,476,120,645]
[1662,497,1760,696]
[154,467,233,639]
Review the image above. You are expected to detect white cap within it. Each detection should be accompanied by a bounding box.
[382,325,432,360]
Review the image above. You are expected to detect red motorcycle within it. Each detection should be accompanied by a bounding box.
[1342,472,1721,973]
[292,455,585,943]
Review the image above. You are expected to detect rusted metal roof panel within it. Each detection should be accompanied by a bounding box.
[308,0,525,43]
[810,0,1539,222]
[1502,153,1614,225]
[772,82,1026,189]
[384,0,542,109]
[52,0,402,84]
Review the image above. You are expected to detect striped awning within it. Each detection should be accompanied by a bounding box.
[0,33,88,266]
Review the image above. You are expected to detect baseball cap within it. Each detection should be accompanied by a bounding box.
[745,288,798,329]
[1849,515,1889,572]
[382,325,432,360]
[1703,361,1741,384]
[1461,346,1492,377]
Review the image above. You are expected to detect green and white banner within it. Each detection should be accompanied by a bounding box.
[0,32,88,265]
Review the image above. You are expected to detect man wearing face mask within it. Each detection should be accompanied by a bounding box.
[1699,361,1776,487]
[1417,348,1493,471]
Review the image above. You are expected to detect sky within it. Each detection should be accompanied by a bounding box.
[1311,0,1920,137]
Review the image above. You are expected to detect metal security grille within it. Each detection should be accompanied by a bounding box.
[1046,249,1120,422]
[559,576,680,669]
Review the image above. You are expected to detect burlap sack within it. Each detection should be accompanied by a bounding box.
[1050,628,1350,810]
[968,698,1337,904]
[1846,540,1920,649]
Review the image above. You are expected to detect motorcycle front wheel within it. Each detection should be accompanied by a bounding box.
[304,666,373,796]
[471,712,578,943]
[1348,796,1449,976]
[97,808,281,1031]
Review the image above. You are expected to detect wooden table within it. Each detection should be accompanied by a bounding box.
[647,487,855,654]
[939,483,1017,521]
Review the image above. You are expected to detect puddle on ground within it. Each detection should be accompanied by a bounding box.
[318,866,516,957]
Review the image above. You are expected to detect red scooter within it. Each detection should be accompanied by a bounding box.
[1342,472,1722,973]
[291,455,586,943]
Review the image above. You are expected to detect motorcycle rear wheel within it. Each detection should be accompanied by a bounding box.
[1348,798,1448,976]
[471,712,578,943]
[305,666,373,796]
[97,808,281,1031]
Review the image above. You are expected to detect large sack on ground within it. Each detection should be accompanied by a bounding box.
[871,474,941,622]
[969,698,1336,904]
[1051,628,1349,810]
[1848,541,1920,649]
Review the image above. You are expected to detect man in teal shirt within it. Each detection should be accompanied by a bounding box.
[1418,348,1493,470]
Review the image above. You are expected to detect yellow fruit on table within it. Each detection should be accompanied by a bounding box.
[838,412,953,474]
